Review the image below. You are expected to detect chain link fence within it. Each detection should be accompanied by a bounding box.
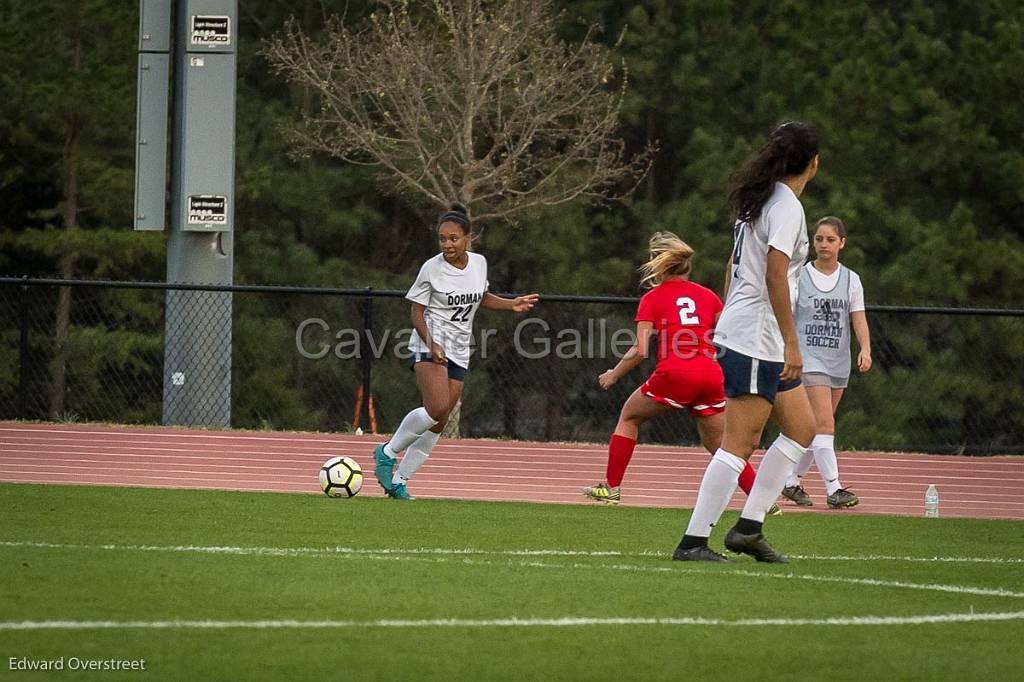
[2,277,1023,454]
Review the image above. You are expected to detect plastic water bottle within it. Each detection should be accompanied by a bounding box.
[924,484,939,518]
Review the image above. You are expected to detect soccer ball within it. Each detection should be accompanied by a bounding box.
[319,456,363,498]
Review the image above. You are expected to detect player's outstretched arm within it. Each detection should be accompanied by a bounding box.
[481,292,539,313]
[598,321,654,390]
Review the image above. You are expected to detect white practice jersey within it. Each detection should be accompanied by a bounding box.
[804,263,865,313]
[406,252,489,369]
[715,182,809,362]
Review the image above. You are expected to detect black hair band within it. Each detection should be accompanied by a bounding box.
[440,211,471,229]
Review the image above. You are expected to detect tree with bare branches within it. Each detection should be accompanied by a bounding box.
[263,0,649,223]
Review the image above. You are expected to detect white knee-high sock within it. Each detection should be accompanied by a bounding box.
[812,434,842,494]
[740,434,806,523]
[394,429,441,484]
[786,449,814,488]
[384,407,438,458]
[684,449,746,538]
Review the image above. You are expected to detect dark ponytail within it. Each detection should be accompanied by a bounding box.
[438,202,472,234]
[728,122,819,224]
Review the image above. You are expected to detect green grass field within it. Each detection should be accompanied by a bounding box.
[2,482,1023,680]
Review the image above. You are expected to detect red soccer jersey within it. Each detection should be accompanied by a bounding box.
[635,279,723,371]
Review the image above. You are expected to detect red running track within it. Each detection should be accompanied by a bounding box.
[2,422,1023,520]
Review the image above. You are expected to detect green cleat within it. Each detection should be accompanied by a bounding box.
[582,482,620,505]
[389,482,415,500]
[373,443,396,493]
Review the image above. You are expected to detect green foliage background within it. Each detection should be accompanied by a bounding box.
[1,0,1022,451]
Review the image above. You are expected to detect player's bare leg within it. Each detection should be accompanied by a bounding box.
[614,388,673,440]
[720,395,773,459]
[585,389,671,504]
[694,412,723,455]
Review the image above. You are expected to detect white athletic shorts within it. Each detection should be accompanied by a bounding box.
[802,372,848,389]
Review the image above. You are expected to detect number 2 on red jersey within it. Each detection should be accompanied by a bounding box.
[676,297,700,325]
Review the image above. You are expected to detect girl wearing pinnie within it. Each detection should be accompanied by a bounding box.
[373,204,539,500]
[780,216,871,509]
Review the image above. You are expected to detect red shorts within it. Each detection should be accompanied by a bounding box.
[640,366,726,417]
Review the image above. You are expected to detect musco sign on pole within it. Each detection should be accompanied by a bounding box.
[191,15,230,47]
[187,194,228,226]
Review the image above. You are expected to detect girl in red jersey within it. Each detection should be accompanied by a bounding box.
[584,232,773,510]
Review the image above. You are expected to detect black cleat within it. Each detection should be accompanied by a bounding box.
[724,528,789,563]
[827,488,859,509]
[782,485,813,506]
[672,545,731,562]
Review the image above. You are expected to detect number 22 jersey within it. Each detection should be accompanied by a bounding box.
[406,252,489,370]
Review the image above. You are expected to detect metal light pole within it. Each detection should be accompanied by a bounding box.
[135,0,237,427]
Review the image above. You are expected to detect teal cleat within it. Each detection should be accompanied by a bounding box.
[389,482,415,500]
[373,443,396,493]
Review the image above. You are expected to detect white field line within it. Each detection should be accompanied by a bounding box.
[4,611,1024,631]
[3,541,1023,597]
[511,558,1024,599]
[785,553,1024,564]
[5,427,1023,462]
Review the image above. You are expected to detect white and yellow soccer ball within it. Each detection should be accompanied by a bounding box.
[319,456,364,498]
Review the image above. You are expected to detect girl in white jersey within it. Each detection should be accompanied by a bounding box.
[781,216,872,509]
[373,204,539,500]
[672,122,819,563]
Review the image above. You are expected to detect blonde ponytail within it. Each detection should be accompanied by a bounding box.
[639,231,695,288]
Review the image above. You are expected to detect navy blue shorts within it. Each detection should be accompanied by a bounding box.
[715,345,801,403]
[409,353,467,381]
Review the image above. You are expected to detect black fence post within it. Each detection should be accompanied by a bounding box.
[361,288,373,432]
[18,276,30,418]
